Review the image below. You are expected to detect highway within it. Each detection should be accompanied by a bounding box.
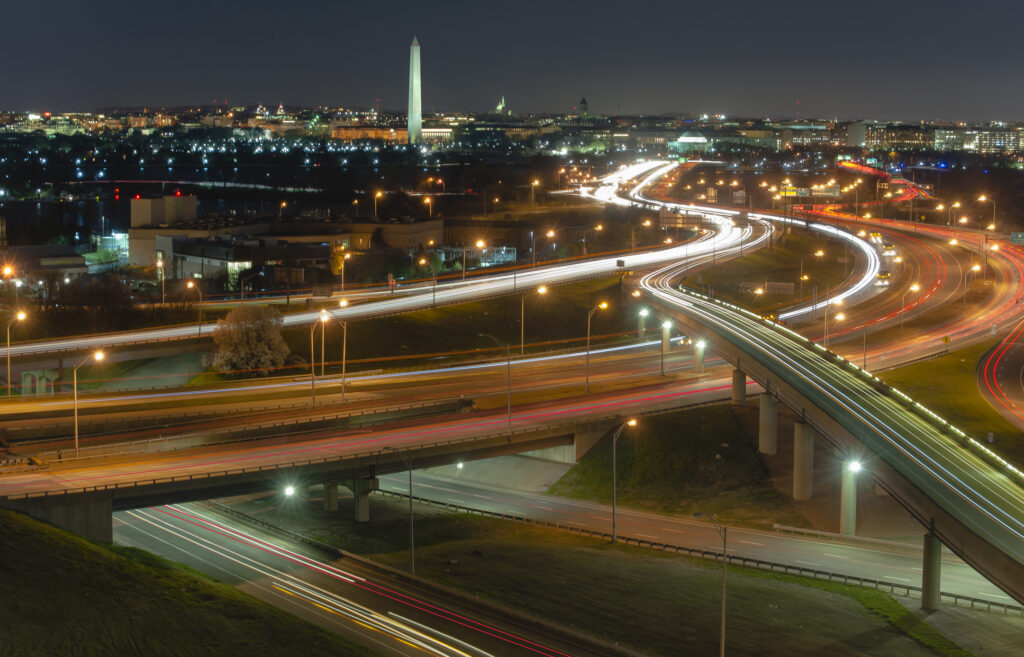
[638,256,1024,601]
[115,502,600,657]
[375,471,1012,604]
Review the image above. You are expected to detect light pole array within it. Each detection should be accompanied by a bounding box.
[585,301,608,393]
[6,310,25,397]
[73,351,105,456]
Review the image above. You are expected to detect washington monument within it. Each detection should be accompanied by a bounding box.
[407,37,422,145]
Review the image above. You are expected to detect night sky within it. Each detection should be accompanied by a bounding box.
[3,0,1019,122]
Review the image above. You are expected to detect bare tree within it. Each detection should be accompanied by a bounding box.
[211,305,290,375]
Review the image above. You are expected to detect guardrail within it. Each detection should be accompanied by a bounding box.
[374,490,1024,616]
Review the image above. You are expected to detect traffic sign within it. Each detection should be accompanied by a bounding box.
[942,335,950,344]
[1011,232,1024,245]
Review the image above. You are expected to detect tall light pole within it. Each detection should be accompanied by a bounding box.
[334,300,349,400]
[979,194,996,231]
[73,351,104,456]
[480,333,512,438]
[695,512,727,657]
[186,280,203,337]
[611,418,637,544]
[901,283,920,334]
[521,285,547,355]
[824,302,844,349]
[418,257,437,307]
[424,196,432,218]
[374,190,382,218]
[660,320,672,375]
[339,252,351,293]
[309,311,327,406]
[6,310,25,397]
[384,446,414,574]
[156,256,165,305]
[964,264,981,306]
[637,308,648,339]
[585,301,608,393]
[530,179,539,210]
[352,198,359,218]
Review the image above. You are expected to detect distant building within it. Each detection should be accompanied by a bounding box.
[864,124,934,150]
[130,194,198,228]
[3,244,87,281]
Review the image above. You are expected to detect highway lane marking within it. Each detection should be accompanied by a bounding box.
[736,540,763,546]
[977,592,1013,600]
[822,553,849,559]
[635,533,658,539]
[882,576,911,582]
[795,560,819,566]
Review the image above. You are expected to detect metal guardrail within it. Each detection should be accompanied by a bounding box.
[772,523,925,554]
[373,489,1024,617]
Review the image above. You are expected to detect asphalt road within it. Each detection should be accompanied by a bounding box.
[115,502,604,657]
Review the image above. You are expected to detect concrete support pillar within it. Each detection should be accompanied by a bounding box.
[731,369,746,404]
[840,464,858,536]
[323,483,338,512]
[792,422,814,501]
[921,531,942,611]
[343,477,379,522]
[758,395,778,455]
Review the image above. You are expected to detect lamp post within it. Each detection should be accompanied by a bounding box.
[73,351,104,456]
[823,302,844,349]
[186,280,203,337]
[384,447,414,574]
[979,194,996,231]
[352,198,359,218]
[480,333,512,438]
[418,258,437,307]
[637,308,648,340]
[901,283,921,334]
[309,311,327,406]
[339,252,351,293]
[611,418,637,544]
[462,240,484,281]
[585,301,608,393]
[964,264,981,306]
[156,257,166,305]
[582,224,603,256]
[520,285,547,355]
[695,512,727,657]
[660,320,672,375]
[530,179,539,210]
[334,300,349,400]
[424,196,432,218]
[6,310,25,397]
[374,191,382,218]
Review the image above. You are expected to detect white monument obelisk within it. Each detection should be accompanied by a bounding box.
[407,37,422,145]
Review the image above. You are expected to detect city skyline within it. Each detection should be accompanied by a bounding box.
[2,0,1022,122]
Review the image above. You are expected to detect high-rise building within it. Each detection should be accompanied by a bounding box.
[407,37,422,145]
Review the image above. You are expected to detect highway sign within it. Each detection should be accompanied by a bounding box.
[1011,232,1024,245]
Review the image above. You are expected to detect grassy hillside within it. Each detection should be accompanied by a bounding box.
[0,509,380,657]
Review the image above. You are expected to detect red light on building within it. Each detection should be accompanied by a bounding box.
[175,190,182,197]
[134,194,141,200]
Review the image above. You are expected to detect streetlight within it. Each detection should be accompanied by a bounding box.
[520,285,547,355]
[611,418,638,544]
[186,280,203,337]
[351,198,359,218]
[418,257,437,307]
[531,179,539,210]
[480,333,512,438]
[901,283,921,334]
[585,301,608,393]
[309,311,327,406]
[374,191,383,218]
[637,308,649,339]
[660,320,672,375]
[339,252,351,292]
[384,446,415,574]
[6,310,25,397]
[73,351,104,456]
[695,512,727,657]
[462,240,484,280]
[424,196,432,218]
[979,194,996,231]
[334,301,349,400]
[964,264,981,306]
[823,301,844,349]
[155,256,166,305]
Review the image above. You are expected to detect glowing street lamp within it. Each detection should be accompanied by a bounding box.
[419,257,437,307]
[462,240,485,280]
[374,190,383,218]
[530,179,539,209]
[823,300,844,349]
[902,282,921,334]
[611,417,638,544]
[73,351,104,455]
[6,310,25,397]
[585,301,608,393]
[423,196,432,218]
[520,285,547,355]
[339,252,351,292]
[186,280,203,337]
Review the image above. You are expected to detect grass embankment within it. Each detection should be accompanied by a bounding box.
[0,509,380,657]
[684,230,854,313]
[549,404,807,528]
[241,494,969,657]
[878,339,1024,462]
[281,276,642,371]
